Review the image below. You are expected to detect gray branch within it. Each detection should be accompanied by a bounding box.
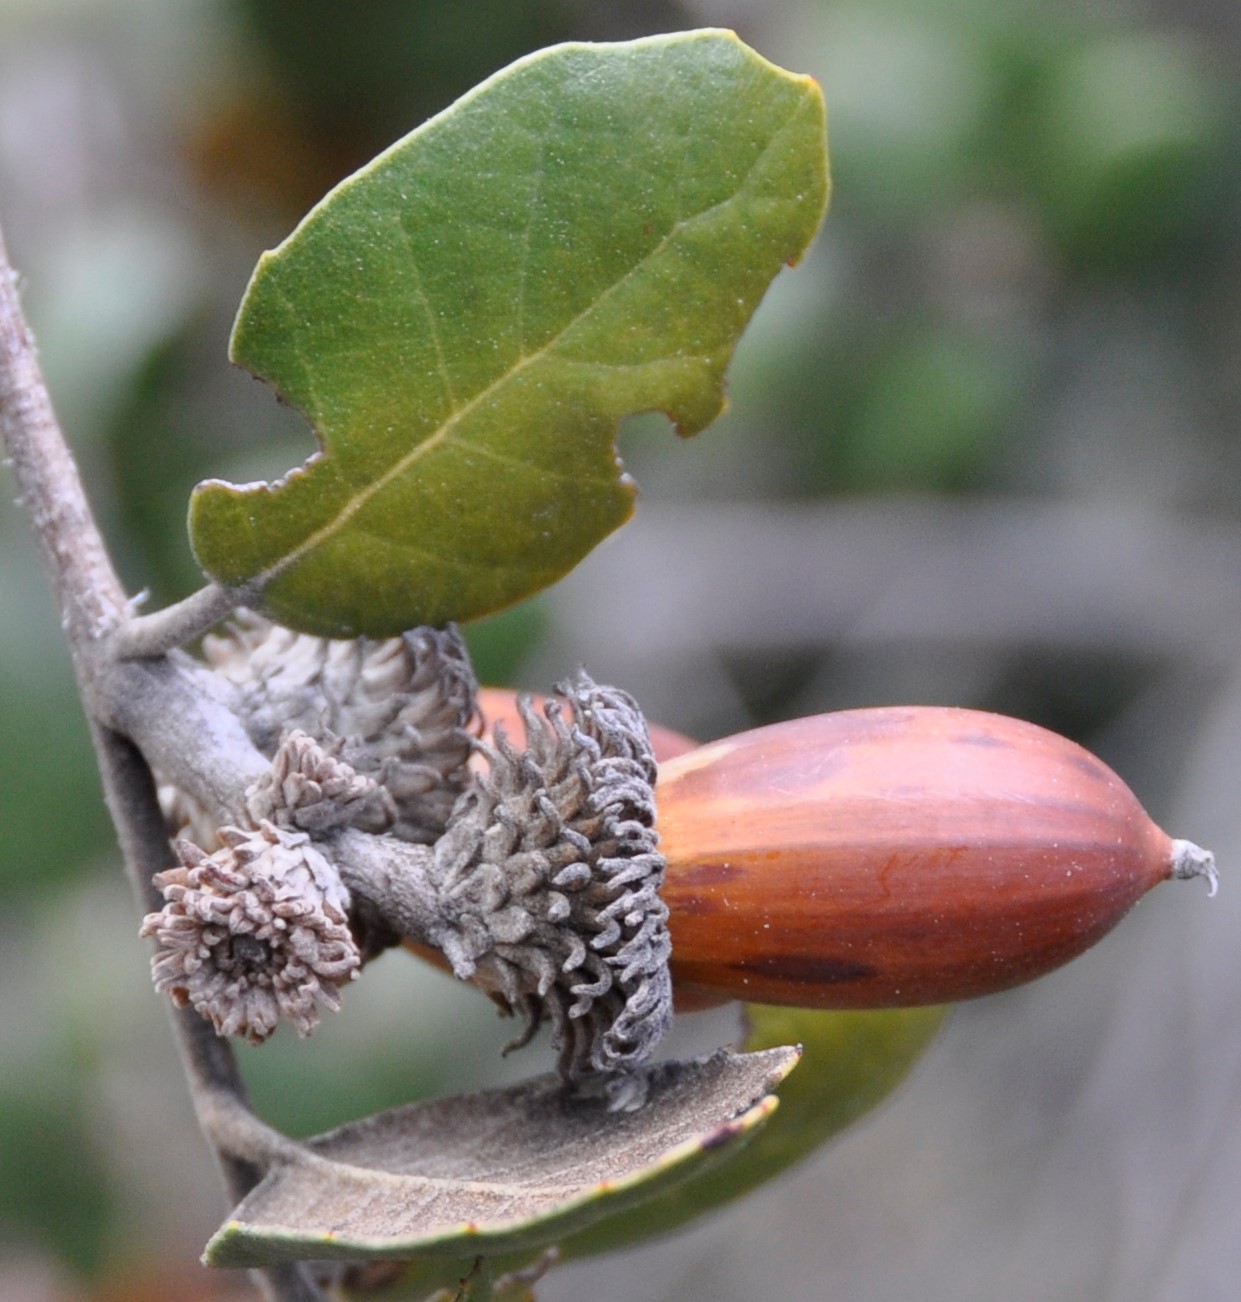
[0,227,127,644]
[0,221,329,1302]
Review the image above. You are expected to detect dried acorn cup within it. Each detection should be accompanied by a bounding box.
[461,695,1216,1013]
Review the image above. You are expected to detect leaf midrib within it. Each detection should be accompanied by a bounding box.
[244,91,812,588]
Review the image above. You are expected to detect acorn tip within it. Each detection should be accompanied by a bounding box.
[1170,839,1218,897]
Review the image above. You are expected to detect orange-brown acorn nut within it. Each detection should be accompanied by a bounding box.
[658,706,1214,1009]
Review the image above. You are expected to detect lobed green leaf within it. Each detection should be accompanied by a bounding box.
[189,29,828,635]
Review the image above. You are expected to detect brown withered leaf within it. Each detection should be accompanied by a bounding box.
[204,1046,797,1269]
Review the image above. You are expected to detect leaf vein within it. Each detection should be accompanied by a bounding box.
[254,91,811,590]
[514,134,547,355]
[443,435,589,482]
[392,210,459,412]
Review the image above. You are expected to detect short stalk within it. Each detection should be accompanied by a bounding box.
[114,581,253,659]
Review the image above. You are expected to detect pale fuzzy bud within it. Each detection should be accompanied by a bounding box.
[140,822,360,1043]
[245,730,392,833]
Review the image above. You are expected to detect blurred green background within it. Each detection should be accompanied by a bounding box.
[1,0,1239,1298]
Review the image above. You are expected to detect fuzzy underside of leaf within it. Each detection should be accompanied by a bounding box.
[203,1046,796,1269]
[189,29,828,636]
[551,1003,948,1261]
[327,1005,946,1298]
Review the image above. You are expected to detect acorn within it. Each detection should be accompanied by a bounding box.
[658,705,1216,1009]
[412,694,1215,1013]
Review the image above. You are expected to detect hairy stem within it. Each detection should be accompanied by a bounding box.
[0,226,127,642]
[102,651,272,820]
[115,580,252,658]
[0,221,326,1302]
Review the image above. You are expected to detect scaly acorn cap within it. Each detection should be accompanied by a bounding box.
[203,612,480,843]
[430,672,673,1109]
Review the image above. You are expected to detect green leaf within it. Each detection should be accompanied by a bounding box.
[189,29,828,636]
[203,1046,797,1269]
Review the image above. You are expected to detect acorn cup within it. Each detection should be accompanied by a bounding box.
[657,705,1216,1010]
[476,687,698,772]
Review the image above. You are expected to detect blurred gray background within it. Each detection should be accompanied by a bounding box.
[1,0,1239,1298]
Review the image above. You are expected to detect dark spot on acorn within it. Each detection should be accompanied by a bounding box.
[1066,751,1117,785]
[731,955,878,986]
[665,861,746,911]
[952,729,1015,750]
